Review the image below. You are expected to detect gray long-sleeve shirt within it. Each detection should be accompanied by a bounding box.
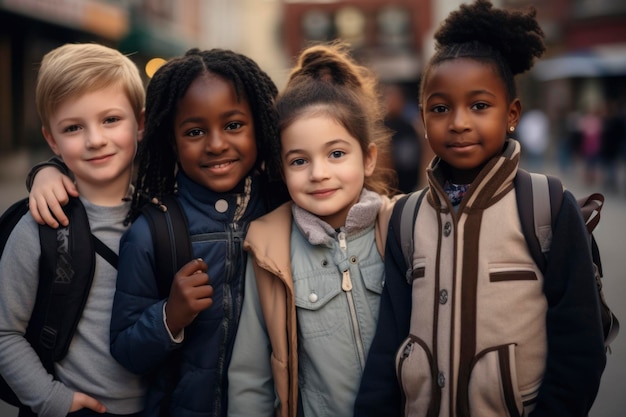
[0,198,145,417]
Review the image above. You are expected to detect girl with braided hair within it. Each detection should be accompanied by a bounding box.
[227,42,399,417]
[27,47,289,416]
[355,1,606,416]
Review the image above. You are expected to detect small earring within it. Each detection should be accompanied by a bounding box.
[424,133,429,140]
[509,126,515,132]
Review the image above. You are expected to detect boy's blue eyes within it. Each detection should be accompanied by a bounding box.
[61,117,121,133]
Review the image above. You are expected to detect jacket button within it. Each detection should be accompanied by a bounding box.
[215,199,228,213]
[350,256,357,264]
[308,293,318,303]
[443,221,452,236]
[438,372,446,387]
[439,289,448,304]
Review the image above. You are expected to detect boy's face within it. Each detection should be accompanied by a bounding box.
[173,74,257,193]
[42,84,143,205]
[421,58,520,175]
[280,114,376,229]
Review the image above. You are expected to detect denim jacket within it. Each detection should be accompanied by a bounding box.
[228,189,399,417]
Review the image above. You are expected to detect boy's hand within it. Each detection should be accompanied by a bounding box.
[29,167,78,228]
[69,391,106,413]
[165,259,213,336]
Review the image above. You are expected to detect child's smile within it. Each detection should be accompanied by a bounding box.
[174,73,257,193]
[421,58,520,173]
[281,113,376,229]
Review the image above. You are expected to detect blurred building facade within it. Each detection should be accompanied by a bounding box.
[509,0,626,125]
[1,0,625,158]
[0,0,197,153]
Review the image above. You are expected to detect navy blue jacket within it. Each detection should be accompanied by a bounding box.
[110,172,267,417]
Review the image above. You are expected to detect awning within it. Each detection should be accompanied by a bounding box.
[118,19,189,58]
[532,45,626,81]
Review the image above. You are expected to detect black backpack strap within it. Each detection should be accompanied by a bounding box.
[140,195,193,417]
[33,198,102,367]
[141,195,193,299]
[394,188,428,284]
[1,198,117,410]
[93,236,118,269]
[0,198,30,255]
[0,200,31,408]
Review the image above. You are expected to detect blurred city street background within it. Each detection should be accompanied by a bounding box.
[1,0,626,415]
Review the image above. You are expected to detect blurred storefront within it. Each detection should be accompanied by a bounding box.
[513,0,626,146]
[0,0,193,154]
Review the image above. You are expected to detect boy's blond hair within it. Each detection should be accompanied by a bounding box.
[35,43,145,130]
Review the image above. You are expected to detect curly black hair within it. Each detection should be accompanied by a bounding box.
[128,48,286,222]
[419,0,546,103]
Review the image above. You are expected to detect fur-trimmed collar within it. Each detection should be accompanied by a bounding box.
[291,188,382,247]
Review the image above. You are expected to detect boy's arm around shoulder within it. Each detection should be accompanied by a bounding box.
[355,195,411,417]
[530,190,606,417]
[0,215,74,415]
[110,215,181,375]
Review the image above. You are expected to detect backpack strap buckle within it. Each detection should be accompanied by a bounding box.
[39,326,57,350]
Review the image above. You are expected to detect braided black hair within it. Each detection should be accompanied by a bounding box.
[128,48,285,222]
[420,0,546,104]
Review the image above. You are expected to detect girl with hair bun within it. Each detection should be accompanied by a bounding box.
[356,1,606,416]
[228,42,399,417]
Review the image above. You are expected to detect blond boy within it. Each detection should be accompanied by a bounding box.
[0,43,145,417]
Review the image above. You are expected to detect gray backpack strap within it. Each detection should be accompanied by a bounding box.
[529,172,553,254]
[399,188,428,283]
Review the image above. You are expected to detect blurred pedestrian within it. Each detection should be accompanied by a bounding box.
[579,105,604,185]
[383,82,423,193]
[516,108,549,170]
[600,98,625,192]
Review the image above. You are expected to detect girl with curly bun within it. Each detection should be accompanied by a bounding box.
[355,1,606,416]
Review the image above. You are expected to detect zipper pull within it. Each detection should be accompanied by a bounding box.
[338,231,347,251]
[342,270,352,291]
[337,231,352,291]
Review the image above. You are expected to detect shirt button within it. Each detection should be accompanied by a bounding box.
[215,199,228,213]
[443,222,452,237]
[308,293,318,303]
[439,289,448,304]
[438,372,446,387]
